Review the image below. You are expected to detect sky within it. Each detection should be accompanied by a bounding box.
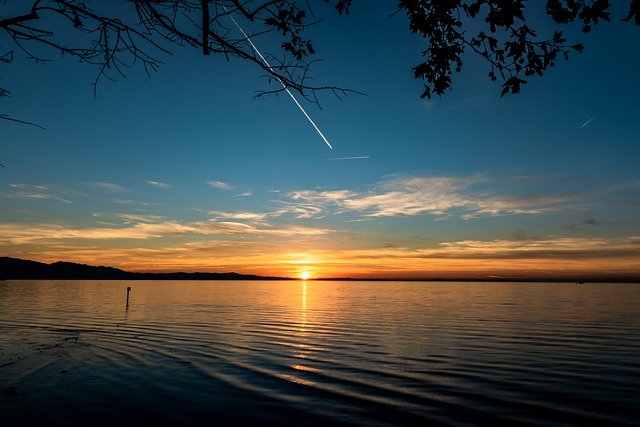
[1,3,639,279]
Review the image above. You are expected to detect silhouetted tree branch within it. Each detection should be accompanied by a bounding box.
[0,0,356,106]
[397,0,639,98]
[1,0,638,129]
[0,113,46,129]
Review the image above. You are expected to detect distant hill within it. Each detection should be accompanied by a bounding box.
[0,257,289,280]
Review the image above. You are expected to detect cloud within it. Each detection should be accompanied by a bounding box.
[343,177,471,217]
[236,190,253,197]
[432,237,640,259]
[209,211,269,221]
[0,222,189,243]
[346,236,640,261]
[3,183,74,204]
[2,192,73,204]
[290,189,354,204]
[208,180,232,190]
[117,213,165,224]
[285,176,571,219]
[147,180,170,189]
[273,202,326,219]
[197,221,332,236]
[0,215,333,244]
[91,182,128,193]
[112,199,148,206]
[10,184,49,191]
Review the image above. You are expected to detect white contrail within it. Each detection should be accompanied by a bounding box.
[580,113,598,128]
[224,6,333,149]
[324,156,370,161]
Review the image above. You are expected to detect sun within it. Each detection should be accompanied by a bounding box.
[300,271,310,280]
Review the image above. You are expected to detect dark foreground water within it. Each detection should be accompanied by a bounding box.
[1,280,639,426]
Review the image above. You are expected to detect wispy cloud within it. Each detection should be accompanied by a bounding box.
[3,192,73,204]
[342,177,473,217]
[3,184,74,204]
[433,237,639,259]
[0,222,191,243]
[209,211,269,221]
[323,156,371,161]
[208,180,232,190]
[200,221,332,236]
[10,184,49,191]
[90,182,128,193]
[273,201,327,219]
[117,213,166,224]
[147,180,170,189]
[285,176,571,219]
[113,199,147,206]
[236,190,253,197]
[0,215,333,244]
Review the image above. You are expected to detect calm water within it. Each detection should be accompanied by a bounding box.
[1,280,639,426]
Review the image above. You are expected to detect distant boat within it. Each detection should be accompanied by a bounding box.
[576,281,584,285]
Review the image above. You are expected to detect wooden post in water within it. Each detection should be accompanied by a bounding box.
[126,286,131,306]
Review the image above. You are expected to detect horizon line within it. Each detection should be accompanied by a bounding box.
[2,256,639,283]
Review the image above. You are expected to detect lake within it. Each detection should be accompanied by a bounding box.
[1,280,639,426]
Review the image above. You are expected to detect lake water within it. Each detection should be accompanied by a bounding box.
[1,280,639,426]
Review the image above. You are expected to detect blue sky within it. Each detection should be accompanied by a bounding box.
[1,3,639,278]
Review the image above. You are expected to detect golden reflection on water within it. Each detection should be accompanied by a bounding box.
[302,280,307,327]
[1,280,640,427]
[291,280,313,374]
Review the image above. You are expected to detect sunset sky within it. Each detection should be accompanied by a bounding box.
[1,4,639,279]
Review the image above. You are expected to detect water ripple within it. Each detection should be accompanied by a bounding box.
[1,280,639,426]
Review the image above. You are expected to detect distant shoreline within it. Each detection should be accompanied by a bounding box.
[2,256,638,283]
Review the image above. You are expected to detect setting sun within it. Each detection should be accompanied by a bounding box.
[300,271,310,280]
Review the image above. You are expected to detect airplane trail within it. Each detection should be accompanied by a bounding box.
[324,156,370,161]
[224,7,333,149]
[580,113,598,128]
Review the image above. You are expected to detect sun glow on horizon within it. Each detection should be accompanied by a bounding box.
[300,271,311,280]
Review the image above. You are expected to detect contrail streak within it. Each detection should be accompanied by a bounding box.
[224,7,333,149]
[324,156,370,161]
[580,113,598,128]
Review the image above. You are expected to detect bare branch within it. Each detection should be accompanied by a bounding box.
[0,114,47,130]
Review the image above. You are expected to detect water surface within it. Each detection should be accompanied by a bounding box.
[1,280,639,426]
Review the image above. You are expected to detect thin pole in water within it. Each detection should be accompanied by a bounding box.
[126,286,131,307]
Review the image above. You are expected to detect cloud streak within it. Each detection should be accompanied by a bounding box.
[3,184,75,204]
[0,217,332,244]
[147,180,170,189]
[208,180,232,190]
[90,182,128,193]
[285,176,571,219]
[323,156,370,161]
